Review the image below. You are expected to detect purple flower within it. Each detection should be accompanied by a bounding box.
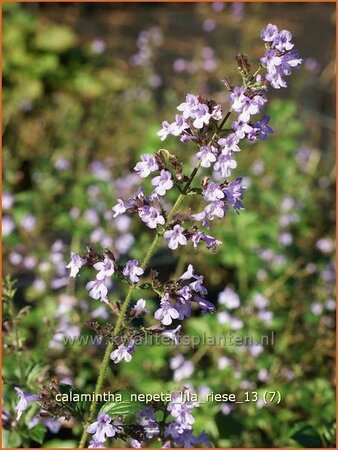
[238,95,267,122]
[131,299,148,316]
[137,408,159,439]
[232,120,253,139]
[94,256,115,280]
[248,115,273,141]
[171,114,189,136]
[203,182,224,202]
[191,103,211,129]
[261,23,279,42]
[223,177,246,212]
[157,121,173,141]
[191,232,221,251]
[230,86,246,111]
[154,293,179,325]
[162,325,182,345]
[87,413,120,442]
[66,252,86,278]
[177,93,199,118]
[213,151,237,178]
[205,201,227,220]
[274,30,294,52]
[134,154,159,178]
[163,225,187,250]
[170,358,195,383]
[14,387,38,421]
[151,170,174,196]
[211,104,222,120]
[190,275,208,296]
[218,287,240,308]
[138,206,165,229]
[196,145,217,168]
[86,279,110,302]
[110,339,135,363]
[123,259,144,283]
[112,199,134,217]
[218,133,240,152]
[180,264,197,280]
[260,50,282,75]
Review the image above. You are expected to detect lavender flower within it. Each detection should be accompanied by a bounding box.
[151,170,174,196]
[94,256,115,280]
[110,339,135,363]
[66,252,86,278]
[134,154,159,178]
[162,325,182,345]
[14,387,38,421]
[196,145,217,167]
[139,206,165,229]
[137,408,159,438]
[123,260,144,283]
[164,225,187,250]
[86,279,109,302]
[131,299,148,316]
[154,293,179,325]
[87,413,120,442]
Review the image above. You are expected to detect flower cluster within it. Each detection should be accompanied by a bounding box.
[260,23,303,89]
[164,386,209,447]
[154,264,214,326]
[66,250,144,303]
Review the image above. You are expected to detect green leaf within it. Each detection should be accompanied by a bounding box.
[58,384,90,420]
[99,390,144,420]
[29,424,47,445]
[290,424,323,448]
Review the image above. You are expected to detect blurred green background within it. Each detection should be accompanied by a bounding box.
[2,2,336,448]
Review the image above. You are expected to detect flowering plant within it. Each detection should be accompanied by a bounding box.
[10,23,305,448]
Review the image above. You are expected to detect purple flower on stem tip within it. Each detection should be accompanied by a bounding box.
[94,256,115,280]
[154,293,179,325]
[87,413,120,441]
[87,279,110,302]
[134,154,159,178]
[123,259,144,283]
[66,252,86,278]
[151,170,174,196]
[163,225,187,250]
[138,206,165,229]
[14,387,38,421]
[110,339,135,363]
[261,23,279,42]
[196,145,217,168]
[274,30,294,52]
